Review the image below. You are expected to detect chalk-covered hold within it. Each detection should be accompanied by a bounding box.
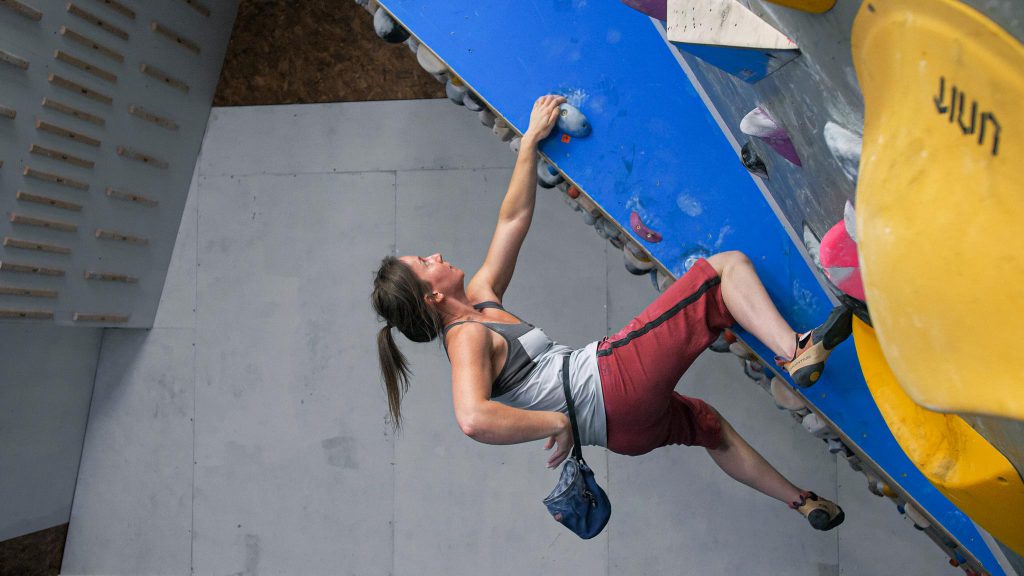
[405,36,419,54]
[373,8,409,43]
[824,121,862,181]
[557,103,592,138]
[740,106,801,166]
[445,79,467,105]
[624,247,655,275]
[537,159,563,188]
[416,45,447,75]
[463,91,485,111]
[770,379,807,411]
[509,137,521,154]
[493,118,515,142]
[741,141,768,179]
[478,109,496,128]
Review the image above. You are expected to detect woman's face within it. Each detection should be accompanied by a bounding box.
[398,253,463,295]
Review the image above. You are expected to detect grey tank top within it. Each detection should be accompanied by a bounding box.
[441,302,607,446]
[441,301,545,397]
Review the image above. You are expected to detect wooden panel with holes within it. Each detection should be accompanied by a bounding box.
[9,213,78,232]
[16,191,83,212]
[67,3,129,40]
[48,74,113,105]
[0,0,42,20]
[127,105,178,130]
[140,64,190,93]
[0,309,54,320]
[116,146,168,168]
[151,21,201,54]
[73,312,128,323]
[29,144,95,169]
[95,229,148,245]
[106,187,159,207]
[0,285,58,298]
[23,166,90,190]
[0,261,65,276]
[41,97,105,126]
[3,237,72,255]
[54,50,117,83]
[35,120,101,147]
[59,26,125,62]
[84,270,138,283]
[0,48,30,70]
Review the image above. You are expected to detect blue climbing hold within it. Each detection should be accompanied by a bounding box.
[557,103,592,138]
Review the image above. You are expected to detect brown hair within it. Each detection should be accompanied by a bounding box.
[371,256,444,432]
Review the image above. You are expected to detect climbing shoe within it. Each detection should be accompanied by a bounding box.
[791,491,845,531]
[777,305,853,388]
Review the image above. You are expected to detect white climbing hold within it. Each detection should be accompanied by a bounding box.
[509,137,521,154]
[843,200,857,244]
[824,121,863,181]
[416,45,447,76]
[478,109,495,128]
[770,379,807,411]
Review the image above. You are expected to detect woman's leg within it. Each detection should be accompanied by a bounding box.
[705,251,798,359]
[705,411,803,505]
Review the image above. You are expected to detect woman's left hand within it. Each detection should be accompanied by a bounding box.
[544,412,573,469]
[523,94,567,146]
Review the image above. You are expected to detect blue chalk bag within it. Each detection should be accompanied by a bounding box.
[543,355,611,539]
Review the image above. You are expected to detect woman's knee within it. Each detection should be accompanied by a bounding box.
[706,250,750,276]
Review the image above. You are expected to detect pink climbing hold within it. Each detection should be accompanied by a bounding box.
[739,106,802,167]
[630,211,662,243]
[819,217,865,302]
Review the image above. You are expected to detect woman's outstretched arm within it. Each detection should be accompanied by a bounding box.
[467,94,566,302]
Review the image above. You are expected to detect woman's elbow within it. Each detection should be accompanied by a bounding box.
[457,411,485,440]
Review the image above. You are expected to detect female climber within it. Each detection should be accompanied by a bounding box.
[370,94,847,531]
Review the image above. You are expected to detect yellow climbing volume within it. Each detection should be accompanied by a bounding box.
[854,318,1024,555]
[852,0,1024,420]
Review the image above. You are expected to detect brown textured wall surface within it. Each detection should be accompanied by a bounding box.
[0,524,67,576]
[213,0,445,105]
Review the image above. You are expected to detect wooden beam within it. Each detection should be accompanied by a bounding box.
[127,105,178,130]
[0,309,54,320]
[0,285,58,298]
[0,48,30,70]
[116,146,168,168]
[41,97,105,126]
[140,64,189,93]
[23,166,90,190]
[151,21,200,54]
[0,105,15,119]
[106,187,159,207]
[67,3,130,40]
[16,191,83,212]
[36,120,101,147]
[182,0,210,17]
[29,143,95,169]
[59,26,124,62]
[95,229,148,245]
[9,213,78,232]
[74,312,128,323]
[3,237,72,255]
[0,261,65,276]
[0,0,42,21]
[96,0,134,19]
[54,50,117,83]
[84,270,138,283]
[48,73,113,105]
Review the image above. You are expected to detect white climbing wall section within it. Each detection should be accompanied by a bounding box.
[0,0,237,327]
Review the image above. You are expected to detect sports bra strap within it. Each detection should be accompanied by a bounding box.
[473,301,504,310]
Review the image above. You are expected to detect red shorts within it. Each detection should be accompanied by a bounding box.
[598,259,736,455]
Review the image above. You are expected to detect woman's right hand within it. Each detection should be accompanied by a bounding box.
[544,412,573,469]
[523,94,567,147]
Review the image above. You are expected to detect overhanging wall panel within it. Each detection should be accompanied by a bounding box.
[0,0,238,327]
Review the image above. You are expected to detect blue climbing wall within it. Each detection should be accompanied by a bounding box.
[378,1,1004,573]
